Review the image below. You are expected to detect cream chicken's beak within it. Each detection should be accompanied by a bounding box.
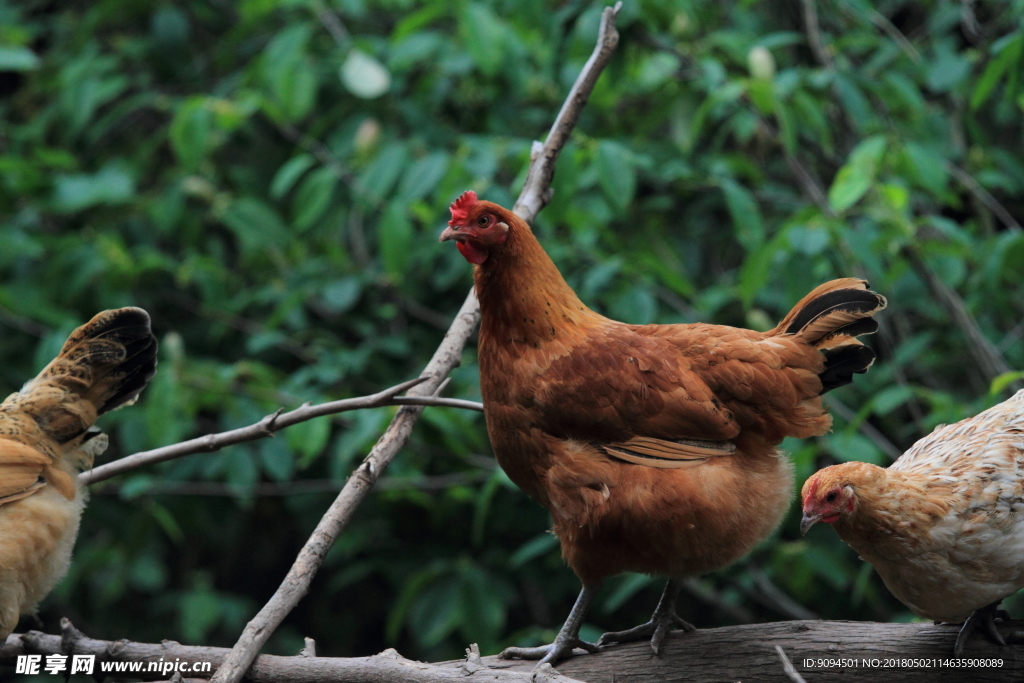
[799,512,820,536]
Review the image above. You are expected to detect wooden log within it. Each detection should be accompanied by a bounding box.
[464,620,1024,683]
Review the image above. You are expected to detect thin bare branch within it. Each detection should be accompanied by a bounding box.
[775,645,808,683]
[824,395,902,461]
[0,304,50,338]
[209,8,623,682]
[79,376,479,486]
[905,248,1020,391]
[800,0,833,70]
[862,7,922,63]
[743,566,818,621]
[310,0,350,46]
[945,161,1022,233]
[679,578,754,624]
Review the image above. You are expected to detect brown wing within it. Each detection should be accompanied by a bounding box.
[0,438,51,503]
[531,328,742,449]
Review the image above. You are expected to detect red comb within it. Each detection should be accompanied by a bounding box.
[802,477,819,507]
[449,190,478,225]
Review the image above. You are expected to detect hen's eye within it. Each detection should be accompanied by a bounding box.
[477,215,490,227]
[825,491,838,503]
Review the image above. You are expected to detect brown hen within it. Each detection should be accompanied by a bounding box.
[440,191,885,665]
[0,308,157,640]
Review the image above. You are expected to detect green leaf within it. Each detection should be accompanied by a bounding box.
[603,573,654,614]
[379,201,413,281]
[0,45,40,71]
[292,167,338,231]
[825,431,885,465]
[270,154,316,199]
[827,135,887,213]
[408,575,462,647]
[340,49,392,99]
[53,164,135,213]
[509,533,558,568]
[261,24,318,122]
[287,415,333,467]
[871,385,913,415]
[596,140,636,213]
[179,576,221,643]
[720,178,764,251]
[609,285,657,324]
[396,151,450,202]
[737,240,777,307]
[460,566,506,645]
[219,197,289,253]
[259,437,295,482]
[902,142,948,194]
[169,97,213,172]
[358,143,409,206]
[991,371,1024,396]
[460,3,505,76]
[971,33,1024,110]
[321,277,362,313]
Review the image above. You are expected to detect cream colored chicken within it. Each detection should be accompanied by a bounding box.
[0,308,157,640]
[802,390,1024,656]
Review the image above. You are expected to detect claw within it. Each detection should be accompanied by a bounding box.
[499,637,598,665]
[954,601,1007,657]
[597,580,694,655]
[501,584,601,667]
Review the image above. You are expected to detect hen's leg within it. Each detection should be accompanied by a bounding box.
[954,601,1006,658]
[597,580,695,654]
[499,584,600,666]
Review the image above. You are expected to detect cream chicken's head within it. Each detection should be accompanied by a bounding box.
[800,463,864,535]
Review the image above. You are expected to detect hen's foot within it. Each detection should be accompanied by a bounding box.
[955,601,1007,658]
[597,580,694,655]
[500,583,600,666]
[499,637,600,665]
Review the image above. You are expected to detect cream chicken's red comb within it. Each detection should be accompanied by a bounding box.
[448,190,478,225]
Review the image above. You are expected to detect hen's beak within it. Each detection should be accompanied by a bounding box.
[439,225,464,242]
[799,512,820,536]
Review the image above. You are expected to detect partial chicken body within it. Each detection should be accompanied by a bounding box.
[0,308,157,639]
[440,191,885,664]
[802,390,1024,654]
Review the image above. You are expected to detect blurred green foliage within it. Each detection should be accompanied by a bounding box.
[2,0,1024,667]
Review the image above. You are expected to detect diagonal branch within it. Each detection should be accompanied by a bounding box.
[79,377,483,487]
[945,161,1023,233]
[512,2,622,221]
[208,7,623,683]
[904,247,1020,391]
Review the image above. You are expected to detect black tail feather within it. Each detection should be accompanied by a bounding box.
[819,345,876,392]
[785,288,885,337]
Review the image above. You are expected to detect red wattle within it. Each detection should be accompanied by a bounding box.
[457,241,488,264]
[820,514,840,524]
